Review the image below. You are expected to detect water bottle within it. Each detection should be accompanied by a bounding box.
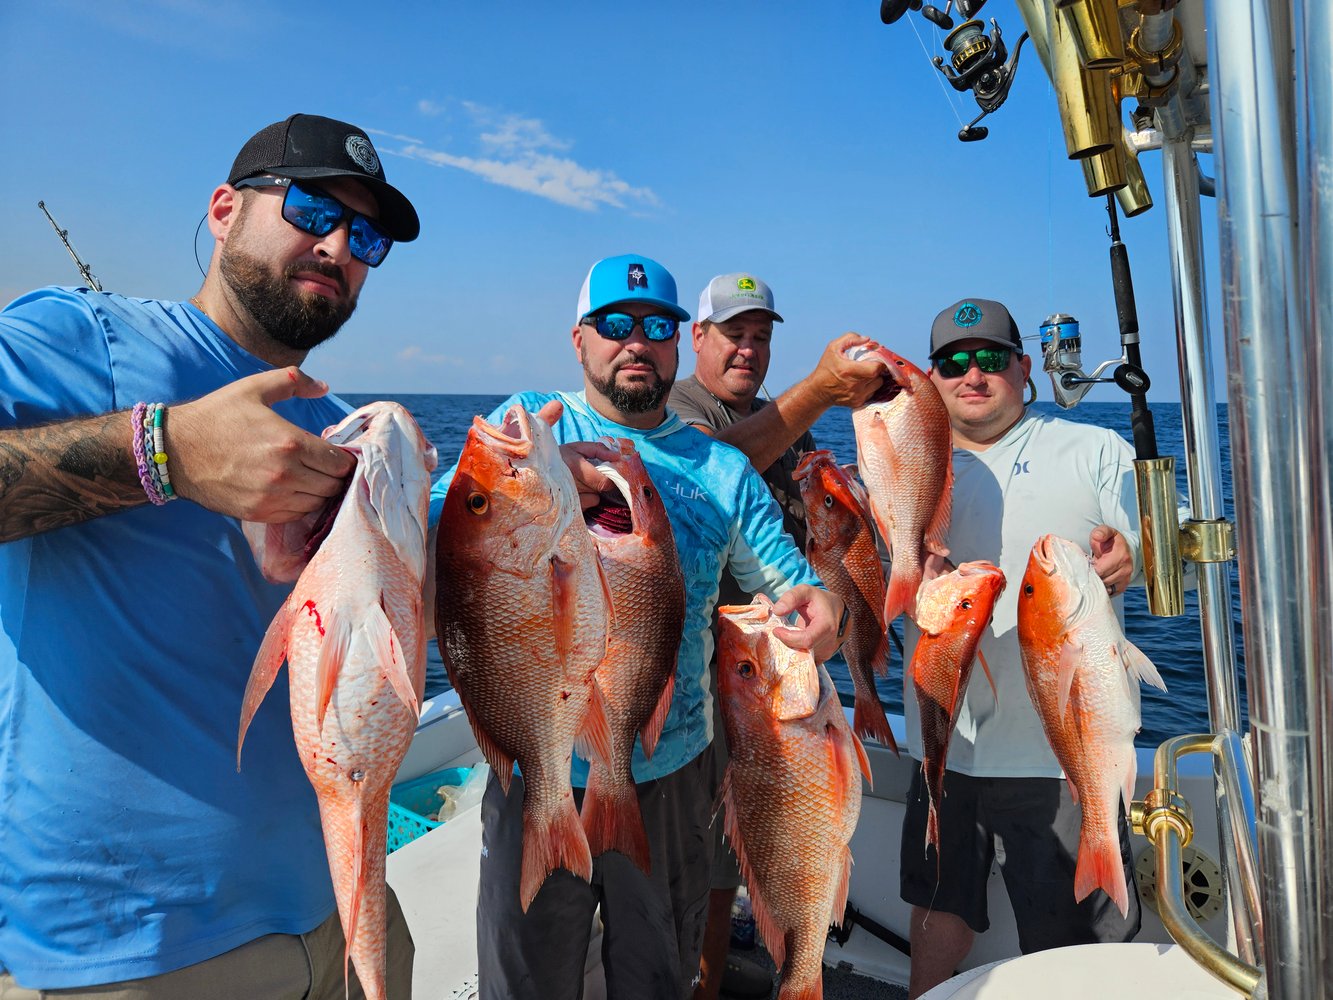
[730,887,757,950]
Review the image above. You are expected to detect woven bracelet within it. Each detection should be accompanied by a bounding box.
[131,402,166,506]
[148,403,177,502]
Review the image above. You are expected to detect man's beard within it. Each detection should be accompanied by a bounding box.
[218,244,358,352]
[584,348,677,414]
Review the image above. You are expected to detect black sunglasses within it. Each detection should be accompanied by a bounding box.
[232,175,393,267]
[933,346,1015,379]
[581,312,679,342]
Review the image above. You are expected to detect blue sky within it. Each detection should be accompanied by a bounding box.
[1,1,1220,401]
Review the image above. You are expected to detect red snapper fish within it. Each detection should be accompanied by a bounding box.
[434,403,612,911]
[909,561,1005,857]
[716,597,869,1000]
[238,401,437,1000]
[1017,534,1166,917]
[792,450,898,754]
[580,438,684,874]
[847,344,953,628]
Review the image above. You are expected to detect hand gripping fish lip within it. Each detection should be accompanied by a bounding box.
[718,599,821,722]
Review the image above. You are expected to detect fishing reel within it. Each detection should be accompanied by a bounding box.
[879,0,1028,142]
[1039,313,1151,409]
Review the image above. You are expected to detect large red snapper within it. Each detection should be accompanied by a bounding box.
[847,344,953,629]
[434,403,612,912]
[792,449,898,754]
[580,437,684,874]
[1017,534,1166,917]
[238,401,437,1000]
[910,561,1005,858]
[716,597,869,1000]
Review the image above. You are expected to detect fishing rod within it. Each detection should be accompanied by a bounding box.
[37,200,102,292]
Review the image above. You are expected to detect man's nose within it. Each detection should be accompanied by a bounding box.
[313,221,354,266]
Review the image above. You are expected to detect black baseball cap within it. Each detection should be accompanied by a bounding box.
[929,297,1024,358]
[227,114,420,242]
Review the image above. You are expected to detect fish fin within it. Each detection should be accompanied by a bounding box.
[1065,775,1080,804]
[237,600,292,770]
[923,460,953,557]
[852,695,897,761]
[363,599,421,718]
[723,774,787,973]
[343,795,365,996]
[831,845,855,931]
[869,628,891,678]
[1122,640,1168,692]
[977,648,997,700]
[1122,744,1138,815]
[1056,636,1082,722]
[520,788,592,912]
[315,613,353,733]
[550,555,577,666]
[638,669,676,761]
[475,729,515,796]
[827,720,873,802]
[1074,824,1129,919]
[580,764,651,876]
[574,678,613,772]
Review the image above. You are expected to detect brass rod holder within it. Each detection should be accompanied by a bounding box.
[1134,457,1186,617]
[1062,0,1126,70]
[1132,735,1264,996]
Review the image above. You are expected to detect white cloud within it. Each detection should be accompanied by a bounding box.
[380,99,660,213]
[398,345,463,366]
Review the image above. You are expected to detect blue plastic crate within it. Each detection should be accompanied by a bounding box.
[386,766,472,854]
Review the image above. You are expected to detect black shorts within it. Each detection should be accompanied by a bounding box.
[898,766,1141,952]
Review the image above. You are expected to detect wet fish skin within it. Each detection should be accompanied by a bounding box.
[717,597,870,1000]
[793,450,898,754]
[580,438,684,875]
[1016,534,1166,917]
[238,401,437,1000]
[848,344,953,628]
[434,403,612,911]
[910,561,1006,857]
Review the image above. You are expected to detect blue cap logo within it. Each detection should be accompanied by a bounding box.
[954,302,982,328]
[627,263,648,290]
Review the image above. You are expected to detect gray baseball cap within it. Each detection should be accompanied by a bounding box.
[697,273,784,324]
[929,298,1023,358]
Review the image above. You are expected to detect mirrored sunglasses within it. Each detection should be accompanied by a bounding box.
[232,175,393,267]
[582,312,679,342]
[934,346,1014,379]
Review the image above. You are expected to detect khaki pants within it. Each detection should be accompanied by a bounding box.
[0,887,413,1000]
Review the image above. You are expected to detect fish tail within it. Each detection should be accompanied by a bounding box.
[853,695,899,756]
[775,930,824,1000]
[884,564,920,627]
[1074,824,1129,919]
[520,791,593,912]
[580,765,651,875]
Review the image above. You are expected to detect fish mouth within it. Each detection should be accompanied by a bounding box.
[585,465,634,538]
[1031,534,1064,576]
[792,449,833,482]
[473,405,534,460]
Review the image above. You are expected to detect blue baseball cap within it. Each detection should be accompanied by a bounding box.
[576,254,691,323]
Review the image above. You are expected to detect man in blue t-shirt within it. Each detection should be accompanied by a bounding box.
[429,254,843,1000]
[0,115,420,998]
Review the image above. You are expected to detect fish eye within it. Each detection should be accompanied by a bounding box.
[1024,584,1034,595]
[895,359,905,367]
[960,599,972,610]
[737,661,754,677]
[643,486,654,501]
[467,492,489,514]
[823,494,834,508]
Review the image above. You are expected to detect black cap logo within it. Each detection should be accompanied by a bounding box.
[627,263,648,290]
[344,135,381,175]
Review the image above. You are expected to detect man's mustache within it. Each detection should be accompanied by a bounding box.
[285,262,348,296]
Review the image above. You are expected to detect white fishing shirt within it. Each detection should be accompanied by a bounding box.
[901,411,1143,778]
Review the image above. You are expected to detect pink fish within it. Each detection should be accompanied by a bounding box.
[238,401,437,1000]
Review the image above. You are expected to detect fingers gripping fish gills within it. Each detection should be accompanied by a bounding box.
[716,597,869,1000]
[236,401,437,1000]
[908,561,1006,861]
[846,344,953,630]
[579,438,684,875]
[434,403,613,911]
[1017,535,1167,917]
[793,450,898,755]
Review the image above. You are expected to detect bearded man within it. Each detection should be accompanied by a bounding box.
[0,114,419,998]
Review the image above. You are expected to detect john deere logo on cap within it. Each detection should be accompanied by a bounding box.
[954,302,982,328]
[737,277,757,291]
[344,135,380,175]
[627,264,648,290]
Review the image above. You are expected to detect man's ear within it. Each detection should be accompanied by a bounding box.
[691,321,707,352]
[207,185,240,241]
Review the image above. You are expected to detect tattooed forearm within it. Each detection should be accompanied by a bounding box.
[0,412,148,542]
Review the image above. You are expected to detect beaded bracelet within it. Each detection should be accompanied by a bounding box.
[147,403,177,501]
[131,401,166,506]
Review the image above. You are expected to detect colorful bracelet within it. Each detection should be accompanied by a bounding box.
[150,403,177,500]
[131,401,166,506]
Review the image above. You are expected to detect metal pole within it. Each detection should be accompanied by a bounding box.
[1160,135,1254,961]
[1208,1,1322,996]
[1292,0,1333,986]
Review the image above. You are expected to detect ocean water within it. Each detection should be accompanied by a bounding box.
[345,393,1247,749]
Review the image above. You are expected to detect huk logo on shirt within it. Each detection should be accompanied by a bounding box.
[670,481,709,501]
[627,263,648,290]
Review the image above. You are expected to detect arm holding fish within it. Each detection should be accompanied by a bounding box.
[703,333,889,474]
[770,584,845,663]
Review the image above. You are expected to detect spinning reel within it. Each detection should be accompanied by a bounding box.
[879,0,1029,142]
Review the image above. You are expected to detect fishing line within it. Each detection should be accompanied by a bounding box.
[908,14,967,127]
[192,214,208,280]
